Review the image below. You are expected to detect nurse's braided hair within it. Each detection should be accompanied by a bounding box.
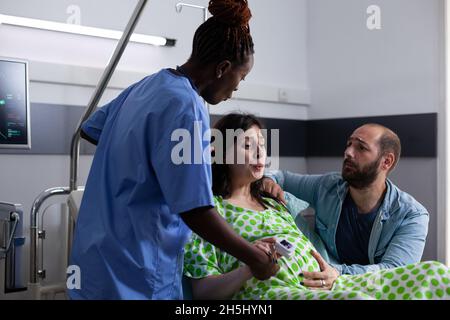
[190,0,254,65]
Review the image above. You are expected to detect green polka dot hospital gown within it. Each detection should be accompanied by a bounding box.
[184,196,450,300]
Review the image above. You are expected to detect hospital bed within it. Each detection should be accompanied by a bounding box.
[29,186,322,300]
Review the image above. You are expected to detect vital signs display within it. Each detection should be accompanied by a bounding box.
[0,58,30,149]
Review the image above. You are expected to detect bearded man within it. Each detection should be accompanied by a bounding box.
[263,124,429,289]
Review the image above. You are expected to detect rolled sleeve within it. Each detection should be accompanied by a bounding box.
[265,170,323,205]
[81,84,135,143]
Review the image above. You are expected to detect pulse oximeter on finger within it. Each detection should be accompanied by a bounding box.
[275,239,295,258]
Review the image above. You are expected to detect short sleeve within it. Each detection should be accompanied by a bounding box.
[152,99,214,214]
[184,233,222,278]
[81,84,135,143]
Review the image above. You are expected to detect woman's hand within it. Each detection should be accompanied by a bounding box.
[261,177,286,204]
[300,250,339,290]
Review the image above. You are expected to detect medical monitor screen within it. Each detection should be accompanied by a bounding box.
[0,58,30,149]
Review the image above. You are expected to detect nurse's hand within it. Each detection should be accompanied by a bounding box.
[261,177,286,204]
[249,238,281,280]
[253,238,282,262]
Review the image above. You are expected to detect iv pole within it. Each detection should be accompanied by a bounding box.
[175,2,210,114]
[175,3,208,22]
[69,0,149,191]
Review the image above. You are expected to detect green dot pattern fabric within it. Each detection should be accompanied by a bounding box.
[184,196,450,300]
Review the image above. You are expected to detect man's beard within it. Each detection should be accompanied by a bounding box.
[342,156,382,189]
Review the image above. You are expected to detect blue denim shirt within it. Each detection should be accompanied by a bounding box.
[267,171,429,275]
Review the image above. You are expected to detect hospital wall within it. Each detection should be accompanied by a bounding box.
[0,0,309,296]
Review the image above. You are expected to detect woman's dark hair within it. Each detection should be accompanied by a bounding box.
[212,113,279,209]
[190,0,254,65]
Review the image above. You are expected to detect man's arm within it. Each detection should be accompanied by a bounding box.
[331,211,429,275]
[264,170,323,205]
[181,207,279,280]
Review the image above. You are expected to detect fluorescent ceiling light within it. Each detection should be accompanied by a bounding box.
[0,14,175,47]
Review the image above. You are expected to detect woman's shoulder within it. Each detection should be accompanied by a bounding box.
[213,195,236,211]
[261,197,286,212]
[213,195,226,211]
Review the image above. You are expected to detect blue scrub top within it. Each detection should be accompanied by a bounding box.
[68,69,214,300]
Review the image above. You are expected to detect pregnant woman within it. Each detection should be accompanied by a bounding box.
[184,113,450,300]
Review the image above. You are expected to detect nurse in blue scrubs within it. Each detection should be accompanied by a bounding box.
[68,0,279,299]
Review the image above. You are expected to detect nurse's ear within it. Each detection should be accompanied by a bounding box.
[216,60,232,79]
